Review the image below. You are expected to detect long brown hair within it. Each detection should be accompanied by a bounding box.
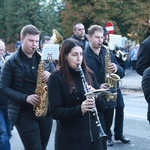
[59,38,93,93]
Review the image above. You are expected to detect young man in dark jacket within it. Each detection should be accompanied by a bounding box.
[0,25,52,149]
[84,25,130,147]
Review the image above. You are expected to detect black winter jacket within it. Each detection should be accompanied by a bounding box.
[48,68,106,149]
[136,36,150,76]
[136,36,150,121]
[142,67,150,121]
[84,45,125,108]
[71,34,89,50]
[0,47,41,122]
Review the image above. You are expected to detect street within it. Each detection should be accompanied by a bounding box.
[10,90,150,150]
[108,90,150,150]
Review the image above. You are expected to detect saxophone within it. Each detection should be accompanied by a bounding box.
[34,53,49,117]
[102,44,120,101]
[34,29,63,116]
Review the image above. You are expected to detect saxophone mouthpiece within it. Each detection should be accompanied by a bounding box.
[32,47,37,51]
[105,40,109,44]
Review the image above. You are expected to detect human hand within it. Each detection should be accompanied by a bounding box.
[100,83,109,89]
[81,98,95,114]
[26,94,40,106]
[87,85,95,92]
[109,63,118,73]
[42,71,51,83]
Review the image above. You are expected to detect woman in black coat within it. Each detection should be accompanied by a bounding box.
[48,38,106,150]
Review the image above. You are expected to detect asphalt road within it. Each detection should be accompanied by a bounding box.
[108,91,150,150]
[10,90,150,150]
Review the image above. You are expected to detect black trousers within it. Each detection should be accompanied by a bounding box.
[104,108,114,137]
[15,110,53,150]
[114,89,125,136]
[131,60,137,70]
[104,89,125,138]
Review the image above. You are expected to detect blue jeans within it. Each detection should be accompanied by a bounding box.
[0,105,12,150]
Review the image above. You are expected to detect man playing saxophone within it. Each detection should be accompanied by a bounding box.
[0,25,53,149]
[84,25,130,147]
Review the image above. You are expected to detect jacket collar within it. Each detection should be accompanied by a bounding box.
[13,47,41,65]
[71,34,88,41]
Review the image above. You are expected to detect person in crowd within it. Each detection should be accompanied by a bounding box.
[114,46,127,71]
[48,38,106,150]
[84,25,130,147]
[40,35,53,47]
[0,39,12,150]
[102,27,109,46]
[142,67,150,124]
[3,51,10,61]
[71,23,89,50]
[136,36,150,76]
[15,40,22,51]
[0,25,52,150]
[123,40,131,70]
[39,35,56,72]
[129,44,139,70]
[136,36,150,124]
[0,40,6,73]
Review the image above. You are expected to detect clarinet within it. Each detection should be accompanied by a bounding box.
[77,64,107,139]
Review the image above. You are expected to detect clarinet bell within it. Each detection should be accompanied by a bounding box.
[99,128,107,139]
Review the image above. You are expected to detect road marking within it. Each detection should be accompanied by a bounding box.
[125,113,147,119]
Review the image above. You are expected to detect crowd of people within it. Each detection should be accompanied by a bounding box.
[0,22,149,150]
